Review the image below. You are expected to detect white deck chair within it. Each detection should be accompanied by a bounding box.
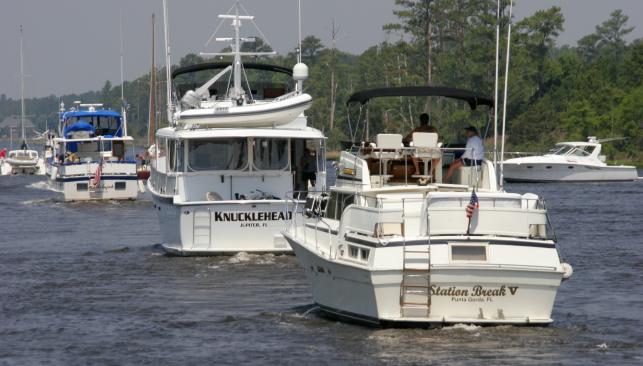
[411,132,440,179]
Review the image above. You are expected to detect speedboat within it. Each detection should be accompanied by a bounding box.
[148,2,326,255]
[46,102,138,201]
[503,137,639,182]
[282,86,573,326]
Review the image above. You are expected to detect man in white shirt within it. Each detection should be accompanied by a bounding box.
[445,126,485,182]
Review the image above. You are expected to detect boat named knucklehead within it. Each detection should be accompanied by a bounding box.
[282,86,573,326]
[148,2,326,255]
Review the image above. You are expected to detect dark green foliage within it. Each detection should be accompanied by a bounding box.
[1,2,640,163]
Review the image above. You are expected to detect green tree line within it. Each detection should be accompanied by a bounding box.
[1,1,640,163]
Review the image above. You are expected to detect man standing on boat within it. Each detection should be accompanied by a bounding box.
[445,126,484,181]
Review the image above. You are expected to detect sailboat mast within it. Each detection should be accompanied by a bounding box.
[120,10,128,137]
[148,13,157,147]
[19,25,26,147]
[499,0,513,190]
[162,0,173,124]
[493,0,500,174]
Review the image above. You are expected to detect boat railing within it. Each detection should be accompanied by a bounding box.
[284,190,556,253]
[149,168,177,196]
[339,146,493,190]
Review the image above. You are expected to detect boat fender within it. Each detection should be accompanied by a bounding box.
[561,262,573,281]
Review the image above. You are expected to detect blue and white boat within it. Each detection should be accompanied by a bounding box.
[46,102,138,201]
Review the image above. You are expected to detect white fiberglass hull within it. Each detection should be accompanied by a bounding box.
[47,162,138,201]
[152,194,294,255]
[177,94,312,128]
[5,157,41,174]
[503,162,638,182]
[285,233,564,326]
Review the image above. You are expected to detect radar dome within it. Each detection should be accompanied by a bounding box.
[293,63,309,81]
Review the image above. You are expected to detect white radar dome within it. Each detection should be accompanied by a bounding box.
[293,63,309,81]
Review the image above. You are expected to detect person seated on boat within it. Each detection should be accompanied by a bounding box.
[445,126,484,182]
[402,113,437,146]
[0,148,6,159]
[65,152,80,163]
[403,113,439,179]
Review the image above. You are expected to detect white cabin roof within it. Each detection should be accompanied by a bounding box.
[555,141,599,148]
[156,126,325,140]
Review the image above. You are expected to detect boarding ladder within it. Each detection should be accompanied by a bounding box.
[399,213,431,318]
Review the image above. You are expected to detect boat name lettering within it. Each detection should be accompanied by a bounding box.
[430,285,518,297]
[213,211,292,222]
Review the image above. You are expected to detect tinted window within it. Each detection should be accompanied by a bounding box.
[188,139,247,171]
[253,138,289,170]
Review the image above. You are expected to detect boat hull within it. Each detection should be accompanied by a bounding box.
[503,162,638,182]
[177,94,312,128]
[152,194,295,255]
[285,233,563,326]
[47,162,138,201]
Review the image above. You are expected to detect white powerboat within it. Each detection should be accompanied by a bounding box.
[46,102,138,201]
[282,86,572,326]
[503,137,639,182]
[148,1,326,255]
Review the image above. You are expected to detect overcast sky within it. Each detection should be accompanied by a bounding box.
[0,0,641,99]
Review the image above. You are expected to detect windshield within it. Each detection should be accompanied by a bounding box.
[188,138,248,171]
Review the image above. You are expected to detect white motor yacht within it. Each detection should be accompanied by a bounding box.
[46,102,138,201]
[503,137,638,182]
[148,2,326,255]
[282,86,573,326]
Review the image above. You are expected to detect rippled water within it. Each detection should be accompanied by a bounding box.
[0,171,641,365]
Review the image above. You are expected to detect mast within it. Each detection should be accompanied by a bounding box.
[19,25,27,149]
[200,5,276,101]
[493,0,500,174]
[162,0,173,124]
[499,0,513,190]
[148,13,157,147]
[120,10,128,137]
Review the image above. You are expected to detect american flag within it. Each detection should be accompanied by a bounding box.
[466,190,479,219]
[92,159,103,188]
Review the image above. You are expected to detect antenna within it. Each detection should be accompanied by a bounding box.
[493,0,500,175]
[298,0,302,63]
[163,0,173,124]
[499,0,513,190]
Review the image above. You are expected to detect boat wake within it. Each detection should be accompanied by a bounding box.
[26,181,54,191]
[226,252,277,265]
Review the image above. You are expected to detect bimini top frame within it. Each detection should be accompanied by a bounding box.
[346,86,494,110]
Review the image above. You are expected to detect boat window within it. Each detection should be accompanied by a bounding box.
[554,146,574,155]
[167,140,184,172]
[451,245,487,261]
[571,147,590,157]
[324,192,354,220]
[583,146,596,154]
[360,248,370,261]
[253,138,289,170]
[348,245,359,258]
[188,138,248,171]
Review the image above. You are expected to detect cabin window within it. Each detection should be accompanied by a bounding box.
[115,182,126,190]
[360,248,370,261]
[167,140,184,172]
[188,138,248,171]
[76,183,88,191]
[253,138,289,170]
[324,192,354,220]
[348,245,359,258]
[451,244,487,261]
